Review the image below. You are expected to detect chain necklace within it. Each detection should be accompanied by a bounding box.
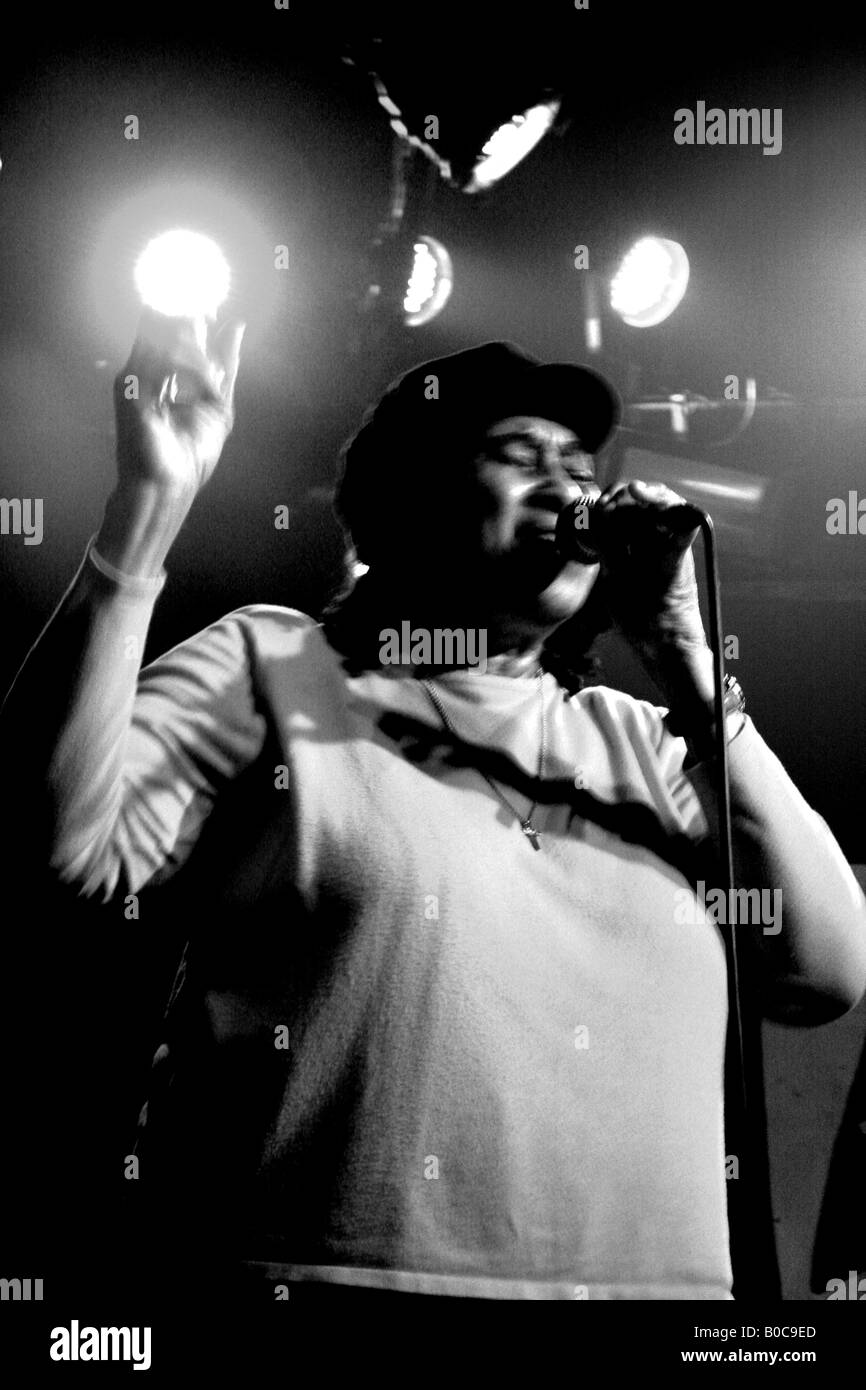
[419,669,547,850]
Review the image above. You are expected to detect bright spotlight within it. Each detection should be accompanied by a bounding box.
[403,236,453,327]
[465,100,561,194]
[134,229,230,319]
[610,237,690,328]
[348,31,567,195]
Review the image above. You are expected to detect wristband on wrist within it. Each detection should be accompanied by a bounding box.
[723,673,746,720]
[86,534,167,596]
[669,673,748,765]
[726,709,748,744]
[722,675,747,744]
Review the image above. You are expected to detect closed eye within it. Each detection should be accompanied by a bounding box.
[486,451,594,474]
[496,449,537,468]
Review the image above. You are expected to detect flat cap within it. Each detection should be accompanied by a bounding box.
[335,340,621,564]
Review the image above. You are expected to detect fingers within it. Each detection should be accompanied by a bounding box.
[599,479,688,511]
[597,480,698,538]
[593,481,699,580]
[213,320,246,410]
[117,309,231,410]
[627,480,692,515]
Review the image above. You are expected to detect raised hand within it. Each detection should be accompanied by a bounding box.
[113,309,245,502]
[595,480,708,656]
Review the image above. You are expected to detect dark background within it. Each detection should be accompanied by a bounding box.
[1,0,864,1336]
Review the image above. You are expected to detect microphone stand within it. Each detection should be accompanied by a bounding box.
[699,510,781,1301]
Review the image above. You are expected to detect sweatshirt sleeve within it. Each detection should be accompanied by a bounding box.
[55,608,269,902]
[615,692,714,841]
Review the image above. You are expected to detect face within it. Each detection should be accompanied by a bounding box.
[458,414,603,625]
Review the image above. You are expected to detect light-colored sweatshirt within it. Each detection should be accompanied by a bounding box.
[48,584,747,1298]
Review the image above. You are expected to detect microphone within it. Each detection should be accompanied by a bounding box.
[555,494,705,564]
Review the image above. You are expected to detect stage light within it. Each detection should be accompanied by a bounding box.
[346,35,565,195]
[464,100,561,194]
[134,229,230,319]
[403,236,453,327]
[610,237,690,328]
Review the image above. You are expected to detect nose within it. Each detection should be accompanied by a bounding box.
[528,479,573,516]
[526,459,594,515]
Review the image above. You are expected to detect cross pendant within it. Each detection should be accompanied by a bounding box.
[521,820,541,850]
